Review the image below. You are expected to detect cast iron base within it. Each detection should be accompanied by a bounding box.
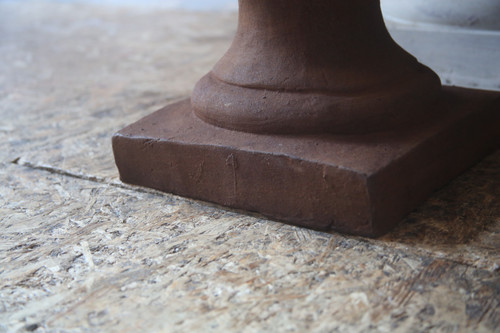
[112,87,499,237]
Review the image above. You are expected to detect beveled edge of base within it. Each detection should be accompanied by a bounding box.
[113,87,500,237]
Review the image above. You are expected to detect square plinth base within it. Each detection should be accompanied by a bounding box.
[112,87,500,237]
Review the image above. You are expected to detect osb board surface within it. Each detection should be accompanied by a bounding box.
[1,163,499,332]
[0,2,499,332]
[0,1,236,178]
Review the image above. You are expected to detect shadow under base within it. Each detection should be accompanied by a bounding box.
[112,87,499,237]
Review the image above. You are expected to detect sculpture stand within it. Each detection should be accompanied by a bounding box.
[112,0,500,237]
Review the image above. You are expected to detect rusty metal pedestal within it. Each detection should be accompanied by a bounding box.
[112,0,500,237]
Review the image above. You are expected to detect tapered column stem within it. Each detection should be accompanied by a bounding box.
[192,0,441,134]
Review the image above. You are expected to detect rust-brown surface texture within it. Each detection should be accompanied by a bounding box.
[1,2,499,332]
